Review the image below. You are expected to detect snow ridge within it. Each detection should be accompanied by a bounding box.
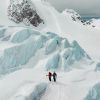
[0,27,92,74]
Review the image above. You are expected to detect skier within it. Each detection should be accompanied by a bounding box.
[53,72,57,82]
[47,72,52,82]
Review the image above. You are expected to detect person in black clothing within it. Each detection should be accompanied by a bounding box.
[46,72,52,81]
[53,72,57,82]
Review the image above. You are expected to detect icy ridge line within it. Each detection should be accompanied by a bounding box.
[0,27,92,74]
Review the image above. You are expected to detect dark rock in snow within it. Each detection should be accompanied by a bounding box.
[8,0,43,27]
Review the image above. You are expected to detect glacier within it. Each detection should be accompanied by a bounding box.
[11,29,34,43]
[0,27,92,74]
[0,31,44,74]
[45,36,61,54]
[46,52,60,70]
[0,28,6,38]
[0,0,100,100]
[10,82,47,100]
[61,38,70,49]
[95,63,100,71]
[85,83,100,100]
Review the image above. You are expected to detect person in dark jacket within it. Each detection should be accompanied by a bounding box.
[53,72,57,82]
[47,72,52,81]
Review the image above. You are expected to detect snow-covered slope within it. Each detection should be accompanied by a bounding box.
[0,0,100,100]
[0,26,99,100]
[90,19,100,30]
[0,0,96,33]
[62,9,84,24]
[29,0,100,61]
[0,26,92,74]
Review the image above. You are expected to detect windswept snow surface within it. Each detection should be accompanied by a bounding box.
[90,19,100,30]
[0,26,91,74]
[31,0,100,61]
[0,26,99,100]
[10,82,47,100]
[0,0,100,100]
[1,0,100,62]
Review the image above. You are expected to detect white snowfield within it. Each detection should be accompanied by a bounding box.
[90,19,100,30]
[0,0,100,100]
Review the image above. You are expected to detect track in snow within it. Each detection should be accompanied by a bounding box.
[41,82,69,100]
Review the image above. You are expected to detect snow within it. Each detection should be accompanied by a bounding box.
[95,63,100,71]
[46,52,60,70]
[61,38,70,49]
[62,9,83,24]
[0,34,44,74]
[10,82,47,100]
[0,0,100,100]
[41,68,100,100]
[85,82,100,100]
[71,40,91,61]
[0,25,97,100]
[0,62,48,100]
[45,32,57,39]
[10,29,33,43]
[90,19,100,30]
[0,28,6,38]
[45,36,61,54]
[0,25,96,100]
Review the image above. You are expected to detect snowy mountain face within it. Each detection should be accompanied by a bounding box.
[8,0,43,27]
[0,26,91,74]
[89,19,100,29]
[0,25,96,100]
[63,9,83,23]
[0,0,100,100]
[62,9,92,26]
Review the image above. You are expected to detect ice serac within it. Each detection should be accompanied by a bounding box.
[60,40,91,70]
[45,38,91,71]
[45,32,58,40]
[84,83,100,100]
[71,40,91,61]
[0,28,6,38]
[61,38,70,49]
[0,34,44,74]
[60,41,90,71]
[10,82,47,100]
[0,27,92,74]
[45,36,61,54]
[46,52,60,71]
[10,28,40,43]
[11,29,33,43]
[61,48,73,70]
[95,63,100,71]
